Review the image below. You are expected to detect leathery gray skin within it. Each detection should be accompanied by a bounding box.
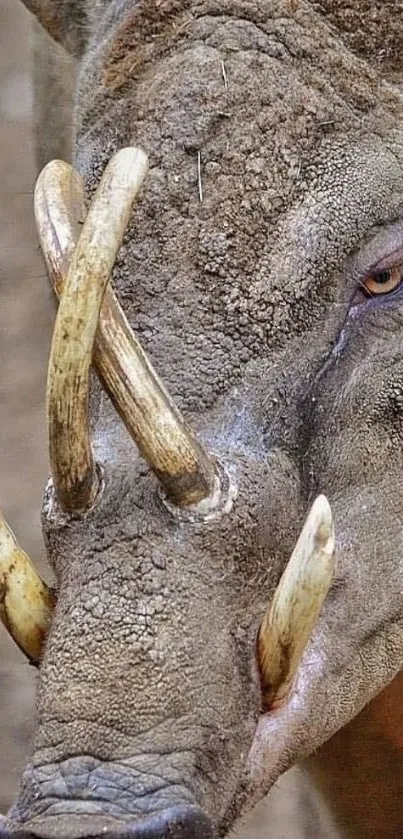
[2,1,403,837]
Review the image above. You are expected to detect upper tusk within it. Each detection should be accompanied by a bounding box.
[0,509,55,663]
[33,158,85,290]
[44,147,148,513]
[258,494,335,708]
[35,153,218,508]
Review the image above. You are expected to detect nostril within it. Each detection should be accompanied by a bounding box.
[104,805,214,838]
[0,805,214,839]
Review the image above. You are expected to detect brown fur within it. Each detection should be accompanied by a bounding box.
[104,2,192,91]
[318,1,403,79]
[23,0,64,43]
[5,1,403,837]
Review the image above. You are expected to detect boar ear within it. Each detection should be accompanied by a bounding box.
[20,0,88,56]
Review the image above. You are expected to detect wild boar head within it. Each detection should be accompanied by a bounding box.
[1,1,403,837]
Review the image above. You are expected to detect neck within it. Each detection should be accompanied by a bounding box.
[305,672,403,838]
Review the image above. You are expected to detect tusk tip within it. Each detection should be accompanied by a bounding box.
[310,494,335,556]
[258,494,336,707]
[113,146,149,178]
[0,509,55,663]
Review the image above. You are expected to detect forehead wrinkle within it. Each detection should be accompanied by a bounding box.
[256,135,403,306]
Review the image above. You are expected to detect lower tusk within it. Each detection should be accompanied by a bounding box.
[0,510,55,663]
[45,147,148,513]
[258,494,335,708]
[35,156,218,508]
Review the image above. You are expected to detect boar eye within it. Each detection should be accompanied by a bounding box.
[361,264,403,297]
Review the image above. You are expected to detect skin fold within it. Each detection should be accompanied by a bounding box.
[2,1,403,837]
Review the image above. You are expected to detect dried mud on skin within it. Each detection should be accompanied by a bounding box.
[0,2,338,836]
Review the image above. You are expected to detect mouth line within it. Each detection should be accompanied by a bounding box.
[0,804,215,839]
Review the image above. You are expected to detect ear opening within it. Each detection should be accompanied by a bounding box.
[20,0,87,56]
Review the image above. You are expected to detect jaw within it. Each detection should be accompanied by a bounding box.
[2,613,401,839]
[0,807,213,839]
[227,611,403,830]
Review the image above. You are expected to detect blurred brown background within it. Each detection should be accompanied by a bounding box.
[0,0,53,813]
[0,2,339,835]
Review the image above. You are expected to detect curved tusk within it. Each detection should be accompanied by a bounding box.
[34,158,85,286]
[35,154,217,508]
[258,494,335,708]
[0,510,55,663]
[44,147,148,513]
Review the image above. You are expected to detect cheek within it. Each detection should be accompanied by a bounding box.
[301,350,403,495]
[311,426,395,494]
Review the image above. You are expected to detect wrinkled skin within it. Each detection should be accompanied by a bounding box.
[3,1,403,837]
